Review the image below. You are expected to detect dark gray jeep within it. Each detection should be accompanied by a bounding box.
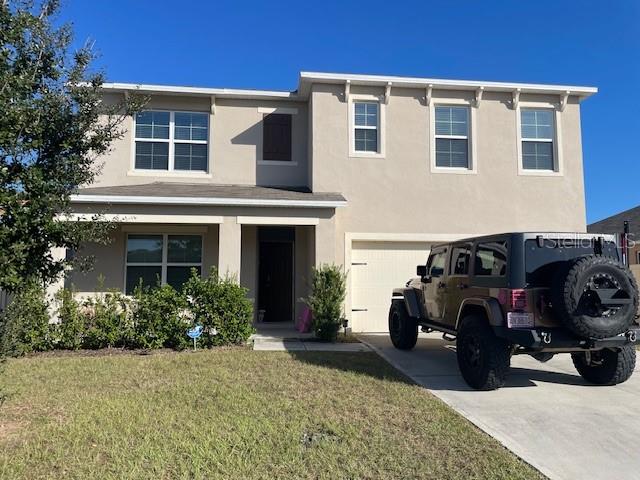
[389,233,640,390]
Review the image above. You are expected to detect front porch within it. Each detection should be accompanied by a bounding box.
[66,220,323,324]
[61,182,347,325]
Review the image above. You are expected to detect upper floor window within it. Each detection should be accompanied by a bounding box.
[354,102,379,153]
[263,113,292,162]
[435,106,469,168]
[520,109,554,171]
[134,110,208,172]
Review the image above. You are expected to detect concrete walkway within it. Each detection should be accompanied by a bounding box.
[253,337,370,352]
[251,322,371,352]
[359,332,640,480]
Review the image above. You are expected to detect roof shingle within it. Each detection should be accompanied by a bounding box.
[74,182,346,205]
[587,205,640,236]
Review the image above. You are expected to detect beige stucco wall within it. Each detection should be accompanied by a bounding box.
[98,93,309,188]
[310,83,587,241]
[66,224,219,295]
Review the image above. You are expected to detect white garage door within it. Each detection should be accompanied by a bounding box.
[351,241,431,332]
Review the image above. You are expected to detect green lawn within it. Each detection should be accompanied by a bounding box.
[0,349,540,479]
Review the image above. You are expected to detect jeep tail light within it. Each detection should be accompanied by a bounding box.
[510,289,528,310]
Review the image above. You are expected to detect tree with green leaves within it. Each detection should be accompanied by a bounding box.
[0,0,144,292]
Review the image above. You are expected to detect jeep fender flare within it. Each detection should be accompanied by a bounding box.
[392,288,423,319]
[455,297,504,328]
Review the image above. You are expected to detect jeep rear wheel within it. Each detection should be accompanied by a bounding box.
[388,301,418,350]
[571,346,636,385]
[456,315,511,390]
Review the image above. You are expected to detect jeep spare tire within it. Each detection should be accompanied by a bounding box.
[552,255,638,339]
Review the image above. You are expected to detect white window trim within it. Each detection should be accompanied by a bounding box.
[348,94,386,158]
[131,110,211,174]
[516,102,564,177]
[124,233,203,292]
[430,98,477,174]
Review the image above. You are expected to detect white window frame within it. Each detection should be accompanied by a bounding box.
[130,110,211,176]
[124,233,203,292]
[430,99,477,174]
[516,102,563,176]
[348,94,385,158]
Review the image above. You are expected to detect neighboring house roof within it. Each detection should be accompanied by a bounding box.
[101,71,597,102]
[71,183,347,208]
[588,205,640,236]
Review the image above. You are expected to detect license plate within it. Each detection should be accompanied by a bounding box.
[507,312,534,328]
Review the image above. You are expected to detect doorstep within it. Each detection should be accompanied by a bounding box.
[252,337,371,352]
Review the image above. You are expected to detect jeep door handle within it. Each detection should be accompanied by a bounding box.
[437,282,446,289]
[457,283,468,290]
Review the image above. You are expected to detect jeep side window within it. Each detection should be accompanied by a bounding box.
[474,241,507,276]
[450,245,471,275]
[427,250,447,277]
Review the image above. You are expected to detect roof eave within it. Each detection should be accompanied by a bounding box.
[298,71,598,99]
[69,194,347,209]
[101,83,301,102]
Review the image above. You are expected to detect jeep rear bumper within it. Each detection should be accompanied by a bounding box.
[492,326,640,352]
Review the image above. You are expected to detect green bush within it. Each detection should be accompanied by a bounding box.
[81,290,133,349]
[306,264,347,341]
[0,281,53,356]
[1,269,255,354]
[184,268,254,347]
[54,287,84,350]
[131,284,190,350]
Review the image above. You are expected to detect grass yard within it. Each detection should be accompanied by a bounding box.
[0,349,541,479]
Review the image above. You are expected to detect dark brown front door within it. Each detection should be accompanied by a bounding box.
[258,232,294,323]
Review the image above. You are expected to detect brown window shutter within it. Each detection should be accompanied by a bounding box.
[263,113,292,161]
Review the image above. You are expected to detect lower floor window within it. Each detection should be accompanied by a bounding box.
[125,234,202,294]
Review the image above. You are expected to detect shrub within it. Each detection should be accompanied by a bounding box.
[54,287,84,350]
[131,284,190,350]
[306,264,347,341]
[184,268,254,347]
[0,281,53,356]
[81,290,133,349]
[1,270,255,354]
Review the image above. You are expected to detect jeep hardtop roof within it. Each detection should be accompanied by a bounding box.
[432,232,618,248]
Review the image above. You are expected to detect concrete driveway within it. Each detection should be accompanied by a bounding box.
[359,333,640,480]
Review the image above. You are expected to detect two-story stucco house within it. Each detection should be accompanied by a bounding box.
[64,72,596,332]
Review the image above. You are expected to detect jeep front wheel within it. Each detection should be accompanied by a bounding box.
[388,301,418,350]
[571,346,636,385]
[456,316,511,390]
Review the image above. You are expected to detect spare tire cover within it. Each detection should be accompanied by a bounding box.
[552,255,638,339]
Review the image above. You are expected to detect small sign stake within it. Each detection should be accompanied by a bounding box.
[187,325,204,351]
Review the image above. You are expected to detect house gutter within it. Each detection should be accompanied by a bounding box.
[69,194,347,209]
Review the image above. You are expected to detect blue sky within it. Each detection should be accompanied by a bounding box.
[60,0,639,224]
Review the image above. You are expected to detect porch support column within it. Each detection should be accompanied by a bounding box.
[218,217,242,281]
[315,215,337,267]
